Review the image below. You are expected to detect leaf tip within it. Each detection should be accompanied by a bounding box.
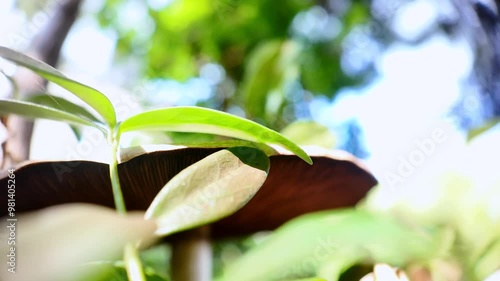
[304,154,313,165]
[294,149,313,165]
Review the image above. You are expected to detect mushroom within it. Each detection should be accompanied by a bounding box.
[0,145,377,280]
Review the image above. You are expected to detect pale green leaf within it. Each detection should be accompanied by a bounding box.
[0,99,105,132]
[26,94,103,140]
[145,147,270,236]
[0,47,116,126]
[241,40,301,122]
[0,204,156,281]
[119,106,312,164]
[287,278,326,281]
[27,94,102,123]
[280,120,336,149]
[475,239,500,281]
[242,40,282,119]
[168,138,279,156]
[217,209,440,281]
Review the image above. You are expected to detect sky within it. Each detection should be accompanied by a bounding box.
[0,0,499,187]
[315,34,473,179]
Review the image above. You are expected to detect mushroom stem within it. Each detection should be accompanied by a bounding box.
[171,226,212,281]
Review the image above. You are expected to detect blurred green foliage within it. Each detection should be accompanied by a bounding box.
[97,0,374,128]
[216,209,444,281]
[94,245,170,281]
[280,120,336,148]
[8,0,500,280]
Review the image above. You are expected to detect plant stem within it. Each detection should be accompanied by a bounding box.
[124,242,147,281]
[109,131,126,214]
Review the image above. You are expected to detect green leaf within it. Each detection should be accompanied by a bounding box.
[145,147,270,236]
[0,46,116,126]
[183,140,279,157]
[139,244,170,279]
[166,131,216,144]
[70,125,84,140]
[280,120,336,149]
[166,136,279,157]
[290,278,326,281]
[241,40,301,123]
[475,239,500,280]
[467,119,500,141]
[241,40,281,119]
[26,94,103,140]
[217,209,440,281]
[119,106,312,164]
[299,44,361,97]
[27,94,103,123]
[0,99,105,132]
[316,253,364,281]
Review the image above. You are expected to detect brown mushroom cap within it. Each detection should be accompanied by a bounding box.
[0,146,377,238]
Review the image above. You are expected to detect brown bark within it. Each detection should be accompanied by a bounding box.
[1,0,83,168]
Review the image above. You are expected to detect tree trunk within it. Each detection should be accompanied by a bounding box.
[1,0,83,168]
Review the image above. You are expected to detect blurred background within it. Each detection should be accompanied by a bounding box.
[0,0,499,160]
[1,0,499,180]
[1,0,500,280]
